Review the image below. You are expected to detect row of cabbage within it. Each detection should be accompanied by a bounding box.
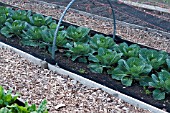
[0,6,170,100]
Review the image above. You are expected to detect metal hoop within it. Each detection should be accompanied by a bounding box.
[52,0,116,59]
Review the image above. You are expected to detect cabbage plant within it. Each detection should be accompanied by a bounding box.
[0,6,13,28]
[0,6,12,16]
[149,70,170,100]
[88,48,122,73]
[11,9,31,22]
[1,20,28,38]
[139,48,168,70]
[114,42,140,58]
[48,22,64,30]
[21,26,45,40]
[66,25,90,43]
[20,26,47,48]
[90,34,116,53]
[29,14,53,27]
[42,29,68,47]
[66,42,91,63]
[2,100,48,113]
[108,57,152,86]
[41,29,68,53]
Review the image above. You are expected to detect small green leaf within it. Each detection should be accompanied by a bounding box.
[21,40,41,47]
[121,77,132,86]
[0,99,3,105]
[165,78,170,92]
[48,46,57,54]
[71,55,80,61]
[88,63,103,73]
[88,54,99,62]
[63,43,73,49]
[0,86,4,99]
[45,16,53,25]
[151,74,159,83]
[4,94,12,103]
[0,107,10,112]
[153,89,165,100]
[27,104,36,112]
[166,58,170,70]
[0,14,7,26]
[37,99,48,113]
[78,57,87,63]
[139,76,152,86]
[118,59,130,71]
[1,26,13,38]
[98,47,105,56]
[111,68,127,80]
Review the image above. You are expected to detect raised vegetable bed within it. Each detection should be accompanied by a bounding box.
[0,2,169,112]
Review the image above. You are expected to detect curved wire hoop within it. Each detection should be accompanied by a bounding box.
[52,0,116,59]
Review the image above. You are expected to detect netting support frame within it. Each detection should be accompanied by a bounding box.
[52,0,116,59]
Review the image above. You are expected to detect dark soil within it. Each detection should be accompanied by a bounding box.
[39,0,170,33]
[0,22,170,112]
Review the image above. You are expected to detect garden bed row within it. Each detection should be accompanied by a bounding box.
[0,4,169,112]
[3,0,170,53]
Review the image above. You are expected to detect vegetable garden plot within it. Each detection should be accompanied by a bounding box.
[0,3,170,112]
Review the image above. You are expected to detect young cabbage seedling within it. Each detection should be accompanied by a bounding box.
[41,29,69,54]
[149,70,170,100]
[21,26,47,48]
[1,20,28,38]
[11,9,31,22]
[114,42,140,58]
[88,48,122,73]
[29,14,54,27]
[65,42,91,63]
[90,34,116,53]
[108,57,152,86]
[66,25,90,43]
[139,48,168,70]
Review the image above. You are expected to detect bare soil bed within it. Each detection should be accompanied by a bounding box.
[39,0,170,32]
